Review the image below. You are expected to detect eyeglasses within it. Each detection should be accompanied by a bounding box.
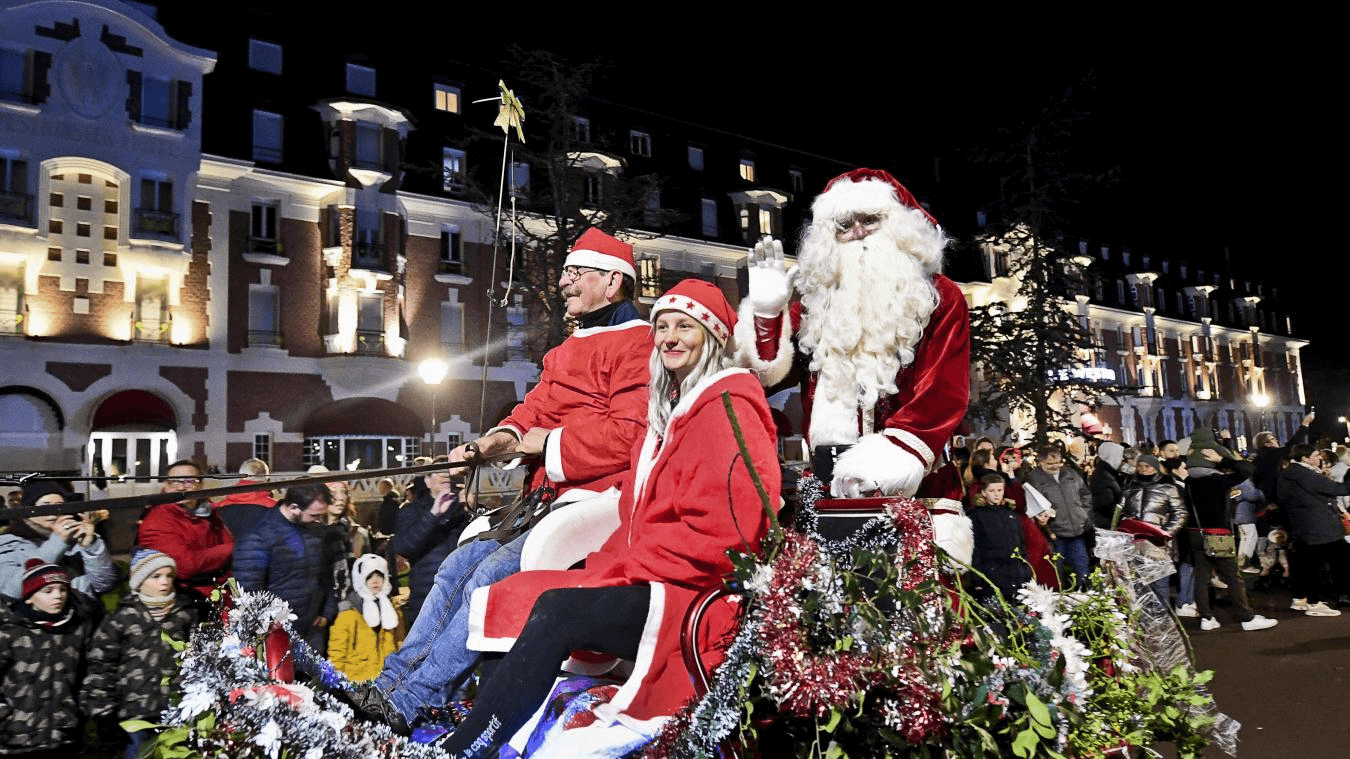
[561,265,604,282]
[164,477,202,488]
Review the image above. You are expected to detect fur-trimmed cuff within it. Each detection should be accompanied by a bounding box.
[832,433,927,497]
[733,300,793,388]
[883,428,935,469]
[544,427,565,482]
[930,510,974,568]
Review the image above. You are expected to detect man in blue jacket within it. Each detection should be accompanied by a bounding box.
[233,484,337,650]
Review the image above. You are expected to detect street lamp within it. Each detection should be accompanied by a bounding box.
[1252,393,1270,434]
[418,358,449,456]
[1339,416,1347,443]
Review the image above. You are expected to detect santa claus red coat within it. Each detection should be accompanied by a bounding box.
[492,319,651,497]
[467,368,778,731]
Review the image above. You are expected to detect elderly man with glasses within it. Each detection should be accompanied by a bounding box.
[137,459,234,598]
[351,227,652,733]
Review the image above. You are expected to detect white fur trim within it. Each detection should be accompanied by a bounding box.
[733,299,793,387]
[883,428,935,468]
[564,249,637,280]
[486,424,523,441]
[831,433,926,497]
[544,427,566,482]
[931,511,974,568]
[519,492,621,572]
[592,582,665,723]
[811,177,938,238]
[653,292,731,346]
[570,319,649,339]
[633,368,752,508]
[466,585,514,652]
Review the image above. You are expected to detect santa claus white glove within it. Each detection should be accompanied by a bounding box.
[830,434,927,498]
[746,236,797,317]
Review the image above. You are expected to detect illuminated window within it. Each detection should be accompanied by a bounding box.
[442,148,465,191]
[250,202,279,253]
[434,83,460,113]
[738,159,755,182]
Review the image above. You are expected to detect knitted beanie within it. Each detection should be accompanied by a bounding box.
[20,480,69,510]
[129,548,177,591]
[21,557,70,599]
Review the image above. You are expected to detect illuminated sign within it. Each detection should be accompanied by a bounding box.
[1048,367,1117,383]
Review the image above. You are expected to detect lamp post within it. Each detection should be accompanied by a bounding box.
[1252,393,1270,435]
[418,358,449,456]
[1340,416,1348,444]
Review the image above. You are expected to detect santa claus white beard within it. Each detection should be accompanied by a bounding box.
[797,228,939,446]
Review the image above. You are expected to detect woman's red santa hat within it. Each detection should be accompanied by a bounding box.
[564,227,637,280]
[651,278,736,347]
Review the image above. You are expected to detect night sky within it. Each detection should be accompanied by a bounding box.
[158,6,1344,436]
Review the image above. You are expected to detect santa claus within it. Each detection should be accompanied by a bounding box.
[738,168,972,558]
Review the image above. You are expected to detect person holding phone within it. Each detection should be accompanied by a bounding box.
[0,482,118,601]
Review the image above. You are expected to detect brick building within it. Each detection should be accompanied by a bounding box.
[0,0,1308,491]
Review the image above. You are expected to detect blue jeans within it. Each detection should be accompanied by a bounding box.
[1177,562,1194,606]
[1055,535,1090,589]
[375,533,528,721]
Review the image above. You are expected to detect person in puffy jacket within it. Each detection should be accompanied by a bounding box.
[1118,454,1187,606]
[82,550,201,757]
[328,554,404,682]
[233,484,337,651]
[0,559,97,755]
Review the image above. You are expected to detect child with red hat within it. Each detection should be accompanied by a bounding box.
[0,558,97,755]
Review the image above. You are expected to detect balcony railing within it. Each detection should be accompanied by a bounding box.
[249,236,282,255]
[0,190,33,225]
[352,241,385,269]
[134,208,179,239]
[247,329,282,347]
[0,309,21,335]
[355,330,385,356]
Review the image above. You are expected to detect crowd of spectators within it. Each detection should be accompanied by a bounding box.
[0,456,435,756]
[960,412,1350,636]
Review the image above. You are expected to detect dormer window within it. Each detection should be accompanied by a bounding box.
[346,64,376,97]
[572,116,590,144]
[738,159,755,182]
[248,40,282,74]
[629,130,651,157]
[434,83,460,113]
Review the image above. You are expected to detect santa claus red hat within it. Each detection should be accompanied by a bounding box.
[564,228,636,280]
[814,168,940,230]
[652,279,736,348]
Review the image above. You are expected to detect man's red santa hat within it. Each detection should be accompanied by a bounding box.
[651,279,736,347]
[564,227,637,280]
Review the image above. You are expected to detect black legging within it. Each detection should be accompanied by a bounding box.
[441,585,652,758]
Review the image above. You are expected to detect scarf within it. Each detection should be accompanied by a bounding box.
[138,589,177,621]
[12,596,75,629]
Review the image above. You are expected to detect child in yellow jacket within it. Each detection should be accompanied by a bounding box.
[328,554,403,682]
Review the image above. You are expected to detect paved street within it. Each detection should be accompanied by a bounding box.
[1160,582,1350,758]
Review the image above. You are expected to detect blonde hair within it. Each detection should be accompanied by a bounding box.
[646,321,732,438]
